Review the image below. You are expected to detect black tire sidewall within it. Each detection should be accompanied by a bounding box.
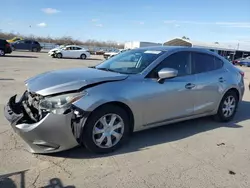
[216,91,239,122]
[82,105,130,153]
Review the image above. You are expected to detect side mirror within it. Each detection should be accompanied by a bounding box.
[158,68,178,83]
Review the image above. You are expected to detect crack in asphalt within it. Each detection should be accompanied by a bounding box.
[176,163,201,180]
[0,129,10,135]
[33,155,72,178]
[50,159,72,177]
[222,146,235,158]
[31,171,40,188]
[29,157,71,187]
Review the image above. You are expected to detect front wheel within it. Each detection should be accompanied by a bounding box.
[82,105,130,154]
[213,90,239,122]
[56,53,62,58]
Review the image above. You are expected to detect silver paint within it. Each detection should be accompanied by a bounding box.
[25,68,128,96]
[4,46,245,153]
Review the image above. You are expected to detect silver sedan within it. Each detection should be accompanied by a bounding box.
[4,46,245,154]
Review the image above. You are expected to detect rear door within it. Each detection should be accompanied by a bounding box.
[191,52,226,115]
[74,47,83,58]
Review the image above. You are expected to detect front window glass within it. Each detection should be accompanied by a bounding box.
[95,49,165,74]
[147,51,191,78]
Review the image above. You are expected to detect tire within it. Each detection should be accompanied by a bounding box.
[213,90,239,122]
[32,48,38,52]
[0,49,5,56]
[80,54,87,59]
[56,53,62,58]
[82,104,130,154]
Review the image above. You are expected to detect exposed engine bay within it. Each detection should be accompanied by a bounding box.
[9,91,47,124]
[7,90,88,143]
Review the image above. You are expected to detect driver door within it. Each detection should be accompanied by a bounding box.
[141,51,197,127]
[62,47,71,57]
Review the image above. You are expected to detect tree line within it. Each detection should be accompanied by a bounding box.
[0,31,124,48]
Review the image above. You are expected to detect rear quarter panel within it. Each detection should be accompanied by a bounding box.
[214,61,245,110]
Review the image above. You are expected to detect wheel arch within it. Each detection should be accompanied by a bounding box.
[85,101,135,134]
[215,87,241,112]
[225,88,240,100]
[80,53,87,59]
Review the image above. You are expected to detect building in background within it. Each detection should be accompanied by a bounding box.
[124,41,162,49]
[164,38,250,60]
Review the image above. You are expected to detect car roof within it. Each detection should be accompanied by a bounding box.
[135,46,212,52]
[66,45,82,48]
[133,46,221,56]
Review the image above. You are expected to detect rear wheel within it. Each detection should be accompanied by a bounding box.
[80,54,87,59]
[56,53,62,58]
[82,105,130,154]
[0,49,5,56]
[213,90,239,122]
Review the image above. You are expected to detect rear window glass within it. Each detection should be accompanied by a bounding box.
[192,52,223,74]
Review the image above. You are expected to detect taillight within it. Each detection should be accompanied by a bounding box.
[239,71,244,77]
[6,43,10,48]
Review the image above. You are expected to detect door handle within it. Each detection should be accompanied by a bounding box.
[219,77,225,83]
[185,83,195,89]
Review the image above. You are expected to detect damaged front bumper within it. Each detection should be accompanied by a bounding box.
[4,92,84,154]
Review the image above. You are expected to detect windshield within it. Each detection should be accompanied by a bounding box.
[96,49,164,74]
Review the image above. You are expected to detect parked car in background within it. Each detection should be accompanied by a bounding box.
[239,58,250,67]
[0,39,12,56]
[232,58,245,65]
[7,37,23,43]
[49,45,90,59]
[11,40,42,52]
[103,49,128,59]
[4,46,244,154]
[233,56,250,66]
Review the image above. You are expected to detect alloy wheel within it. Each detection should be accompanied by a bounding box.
[92,113,124,148]
[222,95,236,118]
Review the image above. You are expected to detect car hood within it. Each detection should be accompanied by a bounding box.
[25,68,128,96]
[49,49,58,52]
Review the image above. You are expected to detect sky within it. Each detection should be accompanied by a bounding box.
[1,0,250,45]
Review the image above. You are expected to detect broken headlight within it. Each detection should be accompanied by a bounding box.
[39,92,86,114]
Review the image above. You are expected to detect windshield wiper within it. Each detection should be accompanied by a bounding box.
[95,67,118,73]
